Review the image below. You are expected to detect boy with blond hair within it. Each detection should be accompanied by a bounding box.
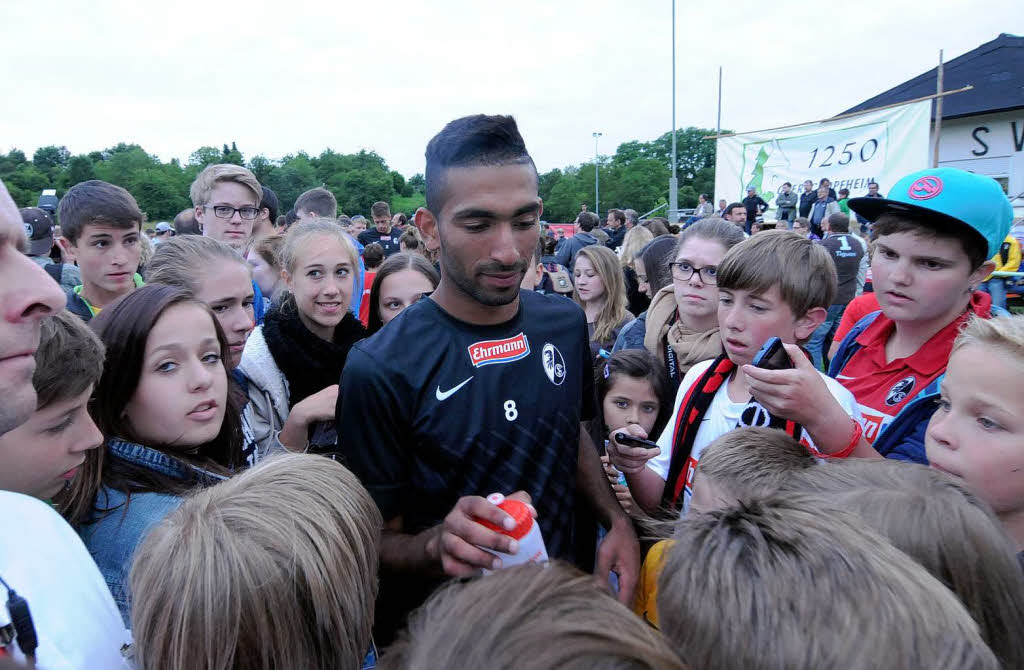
[926,314,1024,564]
[191,164,262,255]
[385,562,685,670]
[657,496,999,669]
[58,180,145,322]
[608,230,862,515]
[688,426,817,513]
[632,427,818,628]
[191,163,267,324]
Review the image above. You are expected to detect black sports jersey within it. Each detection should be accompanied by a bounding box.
[821,233,865,305]
[357,229,402,257]
[337,289,595,561]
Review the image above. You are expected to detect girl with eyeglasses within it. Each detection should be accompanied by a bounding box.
[643,218,746,387]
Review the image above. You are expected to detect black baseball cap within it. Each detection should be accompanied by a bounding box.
[20,207,55,256]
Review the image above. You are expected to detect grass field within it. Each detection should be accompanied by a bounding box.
[391,193,426,215]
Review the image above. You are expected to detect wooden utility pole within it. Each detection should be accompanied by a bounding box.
[932,49,945,168]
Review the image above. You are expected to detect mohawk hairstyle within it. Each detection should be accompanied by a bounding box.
[424,114,537,214]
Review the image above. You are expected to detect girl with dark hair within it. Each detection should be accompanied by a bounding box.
[74,284,244,624]
[367,252,439,335]
[587,350,673,519]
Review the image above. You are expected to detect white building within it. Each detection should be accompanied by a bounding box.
[843,33,1023,217]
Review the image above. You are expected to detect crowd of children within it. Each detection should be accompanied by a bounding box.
[0,113,1022,669]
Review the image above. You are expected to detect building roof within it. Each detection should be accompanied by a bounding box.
[841,33,1024,120]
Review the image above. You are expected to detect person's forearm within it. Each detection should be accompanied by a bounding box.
[380,525,444,577]
[805,404,879,459]
[625,467,667,514]
[278,410,309,451]
[578,431,629,529]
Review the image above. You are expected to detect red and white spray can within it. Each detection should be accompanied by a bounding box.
[478,493,548,573]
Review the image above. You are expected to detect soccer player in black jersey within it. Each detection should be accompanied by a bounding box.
[337,115,639,636]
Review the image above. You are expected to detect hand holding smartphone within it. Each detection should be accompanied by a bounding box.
[607,431,661,474]
[614,432,660,450]
[751,337,793,371]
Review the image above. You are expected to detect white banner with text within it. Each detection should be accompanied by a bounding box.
[714,100,932,215]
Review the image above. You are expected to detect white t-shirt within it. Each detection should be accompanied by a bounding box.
[0,491,132,668]
[648,359,863,512]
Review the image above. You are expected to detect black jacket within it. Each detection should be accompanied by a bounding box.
[604,225,626,250]
[742,195,768,222]
[798,190,817,218]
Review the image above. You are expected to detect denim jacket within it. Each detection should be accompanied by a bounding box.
[79,438,226,625]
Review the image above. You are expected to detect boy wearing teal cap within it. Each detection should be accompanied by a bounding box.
[740,168,1013,463]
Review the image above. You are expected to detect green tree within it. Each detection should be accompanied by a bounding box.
[221,142,244,166]
[131,169,190,221]
[247,155,277,186]
[0,149,27,174]
[544,165,591,223]
[334,168,393,216]
[606,157,668,217]
[646,127,722,180]
[390,170,406,196]
[538,168,562,203]
[188,146,223,168]
[4,164,50,208]
[0,124,724,225]
[32,145,70,175]
[407,173,425,193]
[65,155,97,187]
[263,154,318,211]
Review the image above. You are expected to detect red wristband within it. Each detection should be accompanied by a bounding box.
[826,420,862,459]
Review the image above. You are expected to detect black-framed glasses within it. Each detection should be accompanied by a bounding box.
[203,205,259,220]
[670,261,718,284]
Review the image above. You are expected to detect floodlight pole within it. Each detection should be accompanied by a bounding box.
[593,131,602,218]
[668,0,678,223]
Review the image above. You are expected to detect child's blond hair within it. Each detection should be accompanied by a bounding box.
[783,458,1024,668]
[382,561,687,670]
[189,164,262,208]
[833,482,1024,668]
[953,313,1024,358]
[619,225,653,269]
[658,495,997,669]
[130,453,381,670]
[696,427,817,499]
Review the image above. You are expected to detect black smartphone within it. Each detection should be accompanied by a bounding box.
[752,337,793,370]
[614,432,660,450]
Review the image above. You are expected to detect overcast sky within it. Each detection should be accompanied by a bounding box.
[1,0,1019,178]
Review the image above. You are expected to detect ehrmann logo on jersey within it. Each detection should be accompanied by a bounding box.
[468,333,531,367]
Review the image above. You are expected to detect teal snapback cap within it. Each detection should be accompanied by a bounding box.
[849,167,1013,259]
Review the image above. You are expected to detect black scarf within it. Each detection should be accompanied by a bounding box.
[661,355,803,511]
[261,304,367,408]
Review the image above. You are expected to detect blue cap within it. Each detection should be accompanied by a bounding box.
[849,167,1013,259]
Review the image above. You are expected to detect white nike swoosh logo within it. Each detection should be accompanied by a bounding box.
[836,374,856,380]
[436,376,474,401]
